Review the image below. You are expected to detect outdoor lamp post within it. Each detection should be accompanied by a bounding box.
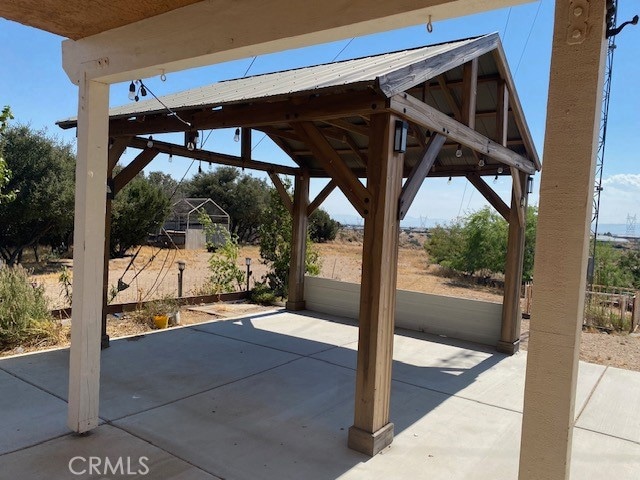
[177,260,186,297]
[245,258,252,292]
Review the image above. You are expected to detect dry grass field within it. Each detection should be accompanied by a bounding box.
[14,234,640,371]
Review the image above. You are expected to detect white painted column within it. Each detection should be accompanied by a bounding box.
[518,1,607,479]
[67,76,110,433]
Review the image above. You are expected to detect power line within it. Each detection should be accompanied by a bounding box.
[502,7,513,41]
[514,0,543,77]
[331,38,355,62]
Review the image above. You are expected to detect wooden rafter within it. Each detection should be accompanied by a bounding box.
[292,121,370,217]
[113,149,158,195]
[398,133,446,219]
[388,94,536,174]
[466,173,510,221]
[268,171,293,215]
[323,118,369,138]
[437,76,462,120]
[241,127,251,161]
[102,90,385,137]
[343,133,368,168]
[127,136,299,176]
[307,180,337,216]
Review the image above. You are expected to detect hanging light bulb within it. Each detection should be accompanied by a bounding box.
[455,144,463,158]
[140,84,147,97]
[494,174,499,183]
[128,81,136,101]
[147,136,154,148]
[447,176,452,185]
[478,158,485,167]
[497,166,504,174]
[187,141,195,151]
[168,153,173,163]
[233,128,241,142]
[198,161,203,174]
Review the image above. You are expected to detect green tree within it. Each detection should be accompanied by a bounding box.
[259,182,320,296]
[0,106,15,204]
[424,206,537,281]
[309,208,340,243]
[187,167,270,242]
[619,250,640,289]
[148,171,184,201]
[593,242,632,288]
[0,125,75,265]
[110,173,170,257]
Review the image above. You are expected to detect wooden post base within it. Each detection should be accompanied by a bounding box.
[285,300,306,311]
[347,423,394,456]
[497,339,520,355]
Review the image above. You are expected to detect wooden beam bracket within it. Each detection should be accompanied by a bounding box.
[398,133,446,219]
[307,180,337,216]
[292,121,370,217]
[112,148,159,195]
[466,173,510,221]
[268,171,293,215]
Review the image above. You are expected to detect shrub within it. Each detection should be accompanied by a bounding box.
[199,210,245,294]
[0,265,58,349]
[250,282,277,306]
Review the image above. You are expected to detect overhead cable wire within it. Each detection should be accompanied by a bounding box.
[514,0,543,77]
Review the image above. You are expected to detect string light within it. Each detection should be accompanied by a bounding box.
[478,158,485,167]
[147,136,154,148]
[140,84,147,97]
[447,176,452,185]
[455,144,463,158]
[198,161,203,174]
[234,128,241,142]
[168,153,172,163]
[494,174,499,183]
[128,81,136,101]
[497,166,504,174]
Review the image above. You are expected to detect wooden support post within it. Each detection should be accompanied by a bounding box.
[348,112,403,456]
[286,171,310,311]
[241,127,251,163]
[68,76,109,433]
[498,170,527,355]
[519,1,607,479]
[632,292,640,333]
[100,137,129,349]
[496,80,509,147]
[462,58,478,129]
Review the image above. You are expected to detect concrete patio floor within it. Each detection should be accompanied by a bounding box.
[0,309,638,479]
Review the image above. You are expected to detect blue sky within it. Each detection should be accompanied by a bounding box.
[1,0,638,226]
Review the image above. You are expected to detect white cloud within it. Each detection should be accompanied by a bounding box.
[598,173,640,223]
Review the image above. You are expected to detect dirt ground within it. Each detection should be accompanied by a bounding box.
[20,234,640,371]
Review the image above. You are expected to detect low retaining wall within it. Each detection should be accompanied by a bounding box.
[304,276,502,346]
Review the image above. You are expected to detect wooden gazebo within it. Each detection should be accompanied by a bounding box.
[58,33,539,455]
[3,1,609,477]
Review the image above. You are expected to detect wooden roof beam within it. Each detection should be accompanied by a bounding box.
[105,90,385,137]
[127,136,299,176]
[292,121,370,217]
[388,93,536,174]
[399,133,446,219]
[496,80,509,147]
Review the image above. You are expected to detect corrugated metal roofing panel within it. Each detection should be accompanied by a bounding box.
[104,36,484,119]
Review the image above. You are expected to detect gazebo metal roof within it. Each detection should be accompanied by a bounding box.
[58,33,540,183]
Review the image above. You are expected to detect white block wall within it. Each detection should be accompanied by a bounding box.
[304,276,502,346]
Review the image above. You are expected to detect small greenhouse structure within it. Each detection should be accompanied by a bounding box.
[162,198,230,250]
